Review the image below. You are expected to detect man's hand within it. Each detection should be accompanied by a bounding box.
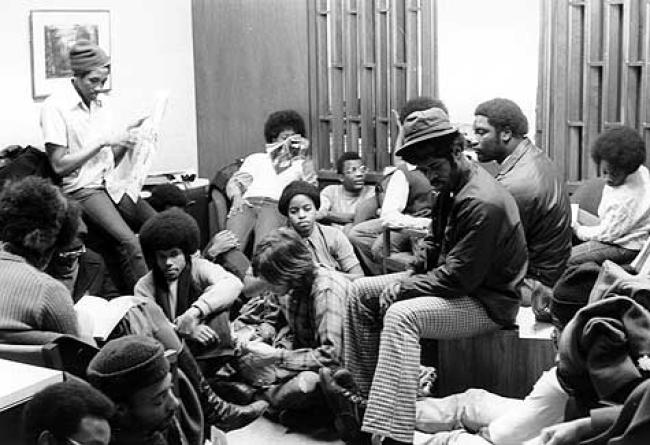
[539,418,591,445]
[379,281,402,317]
[186,324,219,345]
[238,339,280,367]
[103,129,138,149]
[228,195,253,217]
[175,308,201,336]
[206,230,240,259]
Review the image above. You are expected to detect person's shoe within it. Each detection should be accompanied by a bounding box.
[212,399,269,432]
[319,367,367,443]
[210,380,257,405]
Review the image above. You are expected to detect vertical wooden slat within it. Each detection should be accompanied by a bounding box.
[375,0,390,169]
[316,0,332,169]
[330,0,345,164]
[404,0,419,99]
[568,2,585,180]
[420,0,438,99]
[359,0,376,169]
[343,0,359,153]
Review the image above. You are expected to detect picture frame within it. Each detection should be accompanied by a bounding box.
[30,10,111,99]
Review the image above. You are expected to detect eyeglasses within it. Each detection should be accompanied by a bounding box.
[343,165,368,175]
[66,438,84,445]
[57,244,86,261]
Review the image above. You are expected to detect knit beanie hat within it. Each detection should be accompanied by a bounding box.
[87,335,169,401]
[550,262,601,329]
[278,180,320,216]
[69,40,110,73]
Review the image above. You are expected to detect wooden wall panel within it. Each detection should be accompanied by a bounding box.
[192,0,310,178]
[538,0,650,183]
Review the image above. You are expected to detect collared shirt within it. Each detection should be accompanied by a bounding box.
[40,79,115,193]
[277,267,350,370]
[304,223,360,273]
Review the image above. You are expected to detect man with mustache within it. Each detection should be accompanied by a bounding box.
[473,98,572,311]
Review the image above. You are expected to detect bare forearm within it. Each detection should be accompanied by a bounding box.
[318,210,355,225]
[46,141,106,177]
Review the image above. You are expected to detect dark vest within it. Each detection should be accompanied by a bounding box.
[399,164,433,217]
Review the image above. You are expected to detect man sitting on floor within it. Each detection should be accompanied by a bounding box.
[23,381,115,445]
[136,208,243,356]
[336,107,528,445]
[473,98,572,308]
[317,152,375,233]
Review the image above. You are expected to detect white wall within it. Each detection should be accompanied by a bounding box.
[0,0,197,174]
[437,0,540,134]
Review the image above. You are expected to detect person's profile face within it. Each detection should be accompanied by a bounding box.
[75,67,109,103]
[125,373,178,433]
[341,159,367,191]
[287,194,316,238]
[155,247,187,282]
[416,156,454,192]
[473,115,505,162]
[601,159,628,187]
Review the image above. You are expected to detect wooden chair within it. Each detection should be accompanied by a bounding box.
[381,226,429,273]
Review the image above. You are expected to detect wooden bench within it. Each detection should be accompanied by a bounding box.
[425,307,556,399]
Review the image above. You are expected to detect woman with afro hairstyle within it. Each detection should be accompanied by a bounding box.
[225,110,317,252]
[135,208,243,353]
[0,176,81,336]
[234,227,351,423]
[570,125,650,266]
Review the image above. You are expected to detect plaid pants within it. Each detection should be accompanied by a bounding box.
[344,274,500,443]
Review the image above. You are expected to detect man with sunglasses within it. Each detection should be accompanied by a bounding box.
[317,152,375,232]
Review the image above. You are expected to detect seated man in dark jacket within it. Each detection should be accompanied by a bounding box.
[473,98,572,307]
[337,107,528,445]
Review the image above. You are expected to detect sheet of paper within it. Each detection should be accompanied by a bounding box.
[75,295,139,340]
[516,307,554,340]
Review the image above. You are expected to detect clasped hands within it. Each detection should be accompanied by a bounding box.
[236,337,282,367]
[175,308,219,346]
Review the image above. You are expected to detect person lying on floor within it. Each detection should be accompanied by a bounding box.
[570,125,650,267]
[279,180,364,277]
[232,228,351,426]
[135,208,243,356]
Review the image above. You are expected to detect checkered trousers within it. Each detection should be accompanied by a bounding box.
[344,274,500,443]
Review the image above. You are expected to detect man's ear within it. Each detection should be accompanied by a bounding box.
[36,430,55,445]
[500,126,513,144]
[23,229,53,252]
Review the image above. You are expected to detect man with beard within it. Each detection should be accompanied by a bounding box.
[473,98,572,309]
[87,335,200,445]
[0,176,81,336]
[330,107,528,444]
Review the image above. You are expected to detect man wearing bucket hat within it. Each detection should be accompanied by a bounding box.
[40,40,155,293]
[330,107,528,444]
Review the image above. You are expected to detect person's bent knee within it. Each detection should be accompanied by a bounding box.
[384,300,420,329]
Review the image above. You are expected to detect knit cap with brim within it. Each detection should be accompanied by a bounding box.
[87,335,169,400]
[69,40,110,73]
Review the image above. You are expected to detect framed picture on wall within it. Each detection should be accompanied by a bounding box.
[30,10,111,99]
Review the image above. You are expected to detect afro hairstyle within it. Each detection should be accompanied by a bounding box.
[278,180,321,216]
[148,183,188,211]
[591,125,646,175]
[23,381,115,445]
[264,110,306,143]
[138,208,200,269]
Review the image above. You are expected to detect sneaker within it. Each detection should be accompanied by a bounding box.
[319,367,367,443]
